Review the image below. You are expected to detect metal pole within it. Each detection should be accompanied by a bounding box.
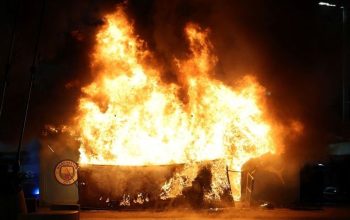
[225,165,234,202]
[342,5,347,122]
[0,0,22,119]
[15,0,46,173]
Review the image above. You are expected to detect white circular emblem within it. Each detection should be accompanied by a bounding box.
[54,160,78,185]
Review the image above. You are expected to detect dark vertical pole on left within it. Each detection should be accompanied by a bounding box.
[0,0,21,119]
[342,5,348,122]
[15,0,46,173]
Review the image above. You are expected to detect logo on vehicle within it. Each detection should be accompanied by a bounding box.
[54,160,78,185]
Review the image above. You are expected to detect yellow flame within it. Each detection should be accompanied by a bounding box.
[71,7,277,201]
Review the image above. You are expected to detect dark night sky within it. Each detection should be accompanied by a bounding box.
[0,0,348,163]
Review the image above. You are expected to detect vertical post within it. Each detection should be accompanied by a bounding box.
[250,176,255,205]
[0,0,21,119]
[342,5,348,122]
[225,165,234,201]
[15,0,46,173]
[245,170,255,207]
[245,171,249,203]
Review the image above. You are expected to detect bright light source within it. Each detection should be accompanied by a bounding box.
[318,2,337,7]
[318,163,325,166]
[32,187,40,195]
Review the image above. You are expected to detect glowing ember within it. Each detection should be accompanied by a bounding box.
[70,6,277,201]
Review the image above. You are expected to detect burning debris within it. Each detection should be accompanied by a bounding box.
[78,161,233,209]
[119,194,130,207]
[133,193,150,204]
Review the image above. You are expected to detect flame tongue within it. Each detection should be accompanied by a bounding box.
[73,7,276,201]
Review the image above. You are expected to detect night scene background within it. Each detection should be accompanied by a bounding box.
[0,0,350,218]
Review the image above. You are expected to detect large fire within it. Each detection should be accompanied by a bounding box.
[70,7,278,201]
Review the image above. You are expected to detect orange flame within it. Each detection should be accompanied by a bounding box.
[70,7,278,201]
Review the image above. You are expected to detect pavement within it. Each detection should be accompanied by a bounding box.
[79,207,350,220]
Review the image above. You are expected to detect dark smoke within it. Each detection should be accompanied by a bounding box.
[127,0,343,165]
[0,0,122,143]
